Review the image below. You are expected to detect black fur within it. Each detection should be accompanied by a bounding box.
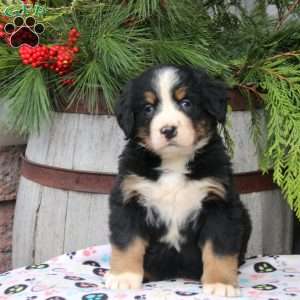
[109,64,252,281]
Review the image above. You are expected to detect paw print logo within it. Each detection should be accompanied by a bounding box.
[25,263,49,270]
[253,284,277,291]
[81,293,108,300]
[64,276,85,281]
[83,260,100,267]
[75,282,98,288]
[4,284,28,295]
[4,16,44,47]
[175,291,199,296]
[254,262,277,273]
[134,295,147,299]
[93,267,108,277]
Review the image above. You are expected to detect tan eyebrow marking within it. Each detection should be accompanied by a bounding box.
[175,86,187,101]
[144,91,157,105]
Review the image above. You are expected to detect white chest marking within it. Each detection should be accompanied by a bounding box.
[122,173,225,250]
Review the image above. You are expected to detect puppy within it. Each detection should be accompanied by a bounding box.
[105,65,251,297]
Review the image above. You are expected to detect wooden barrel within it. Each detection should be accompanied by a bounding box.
[13,113,125,268]
[12,94,293,268]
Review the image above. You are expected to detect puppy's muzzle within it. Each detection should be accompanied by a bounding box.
[160,126,177,140]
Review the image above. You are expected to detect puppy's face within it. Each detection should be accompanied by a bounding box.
[116,65,227,155]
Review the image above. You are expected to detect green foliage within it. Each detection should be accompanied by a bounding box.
[0,67,51,134]
[261,57,300,218]
[1,0,300,217]
[237,51,300,218]
[64,3,148,110]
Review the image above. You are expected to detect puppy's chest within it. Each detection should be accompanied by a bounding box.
[139,172,205,225]
[122,170,224,250]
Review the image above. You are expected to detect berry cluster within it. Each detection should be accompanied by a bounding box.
[19,44,49,68]
[48,45,78,75]
[18,28,80,79]
[68,28,80,47]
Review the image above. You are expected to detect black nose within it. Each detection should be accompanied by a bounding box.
[160,126,177,139]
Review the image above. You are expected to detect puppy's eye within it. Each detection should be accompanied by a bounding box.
[179,99,192,111]
[144,104,155,117]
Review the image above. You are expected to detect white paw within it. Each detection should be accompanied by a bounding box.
[105,271,143,290]
[203,283,240,297]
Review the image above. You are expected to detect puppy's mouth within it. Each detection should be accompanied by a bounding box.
[157,139,195,153]
[165,141,179,147]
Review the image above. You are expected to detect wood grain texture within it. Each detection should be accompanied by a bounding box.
[46,113,79,169]
[12,177,42,268]
[13,113,119,266]
[72,114,124,173]
[241,190,293,257]
[63,192,109,253]
[26,121,52,164]
[34,187,68,264]
[228,110,266,173]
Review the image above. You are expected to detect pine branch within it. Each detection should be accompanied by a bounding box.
[275,0,300,30]
[0,68,52,134]
[237,83,264,101]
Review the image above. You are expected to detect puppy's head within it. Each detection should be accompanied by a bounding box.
[116,65,227,155]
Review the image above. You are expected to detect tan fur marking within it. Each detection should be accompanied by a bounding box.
[110,238,147,275]
[122,175,225,202]
[121,174,142,202]
[175,86,187,101]
[144,91,157,105]
[194,120,209,141]
[201,241,238,286]
[206,180,226,199]
[137,127,152,150]
[143,271,155,281]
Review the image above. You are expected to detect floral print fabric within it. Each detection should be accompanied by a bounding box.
[0,245,299,299]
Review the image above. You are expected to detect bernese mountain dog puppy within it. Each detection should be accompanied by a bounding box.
[105,65,251,297]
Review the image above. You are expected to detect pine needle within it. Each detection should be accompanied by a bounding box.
[0,68,52,134]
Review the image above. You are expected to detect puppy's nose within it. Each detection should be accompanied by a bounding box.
[160,126,177,139]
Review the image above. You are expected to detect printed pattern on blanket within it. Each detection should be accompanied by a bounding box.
[0,245,299,299]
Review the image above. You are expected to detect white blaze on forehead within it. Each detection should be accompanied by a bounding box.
[154,67,179,107]
[150,67,196,152]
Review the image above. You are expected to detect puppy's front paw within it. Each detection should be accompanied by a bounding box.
[105,271,143,290]
[203,283,240,297]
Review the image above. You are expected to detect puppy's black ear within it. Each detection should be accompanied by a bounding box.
[115,80,135,139]
[192,69,228,124]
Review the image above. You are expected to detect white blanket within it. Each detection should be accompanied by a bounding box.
[0,245,299,299]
